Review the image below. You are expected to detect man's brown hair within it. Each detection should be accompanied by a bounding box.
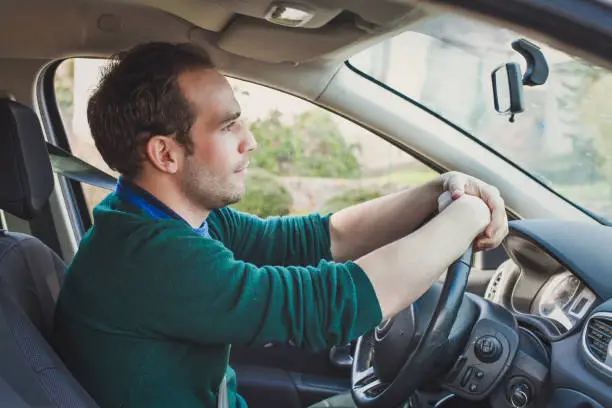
[87,42,215,178]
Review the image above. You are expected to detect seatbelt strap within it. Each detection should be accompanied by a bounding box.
[46,143,117,190]
[218,375,229,408]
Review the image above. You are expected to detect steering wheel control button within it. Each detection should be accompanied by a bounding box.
[446,356,467,382]
[474,335,503,363]
[460,367,473,387]
[445,319,519,401]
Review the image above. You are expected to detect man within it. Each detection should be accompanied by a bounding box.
[53,42,508,408]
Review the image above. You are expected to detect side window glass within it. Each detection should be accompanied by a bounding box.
[228,78,437,217]
[54,58,438,220]
[54,58,118,216]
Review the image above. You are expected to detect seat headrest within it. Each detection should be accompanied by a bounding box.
[0,99,54,220]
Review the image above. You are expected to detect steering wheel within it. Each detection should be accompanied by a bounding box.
[351,247,476,407]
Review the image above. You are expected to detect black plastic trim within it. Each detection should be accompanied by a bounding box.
[28,204,63,256]
[444,294,520,400]
[506,220,612,300]
[39,59,91,234]
[551,332,611,407]
[548,388,604,408]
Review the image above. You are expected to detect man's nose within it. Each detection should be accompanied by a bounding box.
[241,129,257,153]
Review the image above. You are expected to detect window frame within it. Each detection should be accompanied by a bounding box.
[40,59,94,237]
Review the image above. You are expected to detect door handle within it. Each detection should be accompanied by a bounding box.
[329,344,353,369]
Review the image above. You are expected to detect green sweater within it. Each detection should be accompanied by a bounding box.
[53,192,382,408]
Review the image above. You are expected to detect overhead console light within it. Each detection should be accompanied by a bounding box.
[264,3,314,27]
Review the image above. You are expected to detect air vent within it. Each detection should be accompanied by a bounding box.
[585,316,612,363]
[484,259,519,303]
[484,269,503,300]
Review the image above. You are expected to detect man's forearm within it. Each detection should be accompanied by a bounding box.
[355,195,490,319]
[329,178,443,262]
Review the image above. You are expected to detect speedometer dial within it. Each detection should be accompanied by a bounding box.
[536,272,581,316]
[531,271,584,330]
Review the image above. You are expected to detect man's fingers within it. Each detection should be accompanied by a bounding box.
[476,235,499,248]
[474,241,493,252]
[482,186,505,239]
[437,191,454,212]
[476,221,508,250]
[445,174,468,199]
[474,237,498,252]
[478,188,508,248]
[442,172,508,250]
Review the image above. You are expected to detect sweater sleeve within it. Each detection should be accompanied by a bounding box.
[207,207,334,267]
[138,224,382,351]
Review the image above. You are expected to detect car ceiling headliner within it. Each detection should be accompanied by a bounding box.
[1,0,611,70]
[0,0,427,64]
[0,0,611,103]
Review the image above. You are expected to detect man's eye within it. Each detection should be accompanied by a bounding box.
[222,121,236,132]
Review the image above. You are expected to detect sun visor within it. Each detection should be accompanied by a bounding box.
[217,17,365,63]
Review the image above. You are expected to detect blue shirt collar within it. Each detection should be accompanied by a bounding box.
[115,176,210,237]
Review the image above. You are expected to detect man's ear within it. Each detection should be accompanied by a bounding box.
[144,135,182,174]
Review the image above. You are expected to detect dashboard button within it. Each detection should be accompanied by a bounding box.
[469,383,478,393]
[446,356,467,382]
[460,367,473,387]
[474,335,503,363]
[474,369,484,379]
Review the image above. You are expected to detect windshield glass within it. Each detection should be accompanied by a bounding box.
[349,14,612,220]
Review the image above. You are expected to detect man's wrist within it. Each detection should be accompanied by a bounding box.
[410,177,444,226]
[428,176,445,195]
[424,177,444,208]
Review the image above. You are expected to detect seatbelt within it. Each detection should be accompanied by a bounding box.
[218,375,228,408]
[46,143,117,191]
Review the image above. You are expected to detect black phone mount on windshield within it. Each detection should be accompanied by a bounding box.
[492,38,549,122]
[512,38,549,86]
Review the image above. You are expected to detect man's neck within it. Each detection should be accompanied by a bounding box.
[130,175,210,229]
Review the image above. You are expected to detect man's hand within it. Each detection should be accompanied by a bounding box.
[438,172,509,251]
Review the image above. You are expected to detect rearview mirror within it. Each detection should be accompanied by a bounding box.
[492,63,524,118]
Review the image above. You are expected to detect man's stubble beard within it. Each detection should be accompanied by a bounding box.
[180,156,245,210]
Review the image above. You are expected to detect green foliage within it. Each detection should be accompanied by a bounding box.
[231,168,293,218]
[581,73,612,182]
[249,109,361,178]
[535,143,603,185]
[539,60,607,184]
[322,187,383,213]
[54,60,74,111]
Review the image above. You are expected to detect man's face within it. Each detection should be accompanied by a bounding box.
[177,68,256,210]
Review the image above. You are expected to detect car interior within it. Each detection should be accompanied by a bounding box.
[0,0,612,407]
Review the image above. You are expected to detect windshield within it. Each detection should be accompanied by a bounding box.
[349,14,612,220]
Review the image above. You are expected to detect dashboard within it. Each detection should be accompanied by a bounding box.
[531,271,596,330]
[484,219,612,408]
[484,258,598,333]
